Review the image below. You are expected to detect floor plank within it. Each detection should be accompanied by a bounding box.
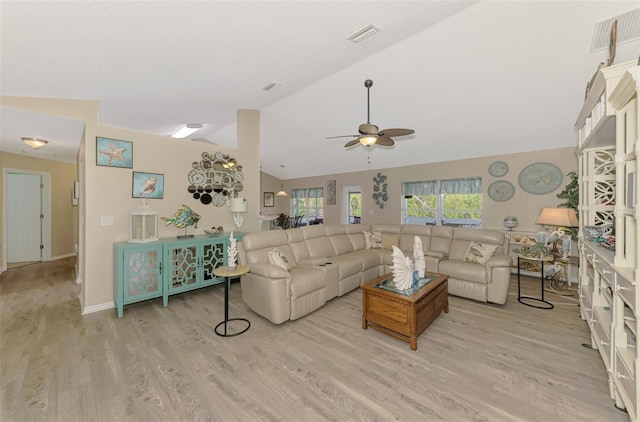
[0,258,628,421]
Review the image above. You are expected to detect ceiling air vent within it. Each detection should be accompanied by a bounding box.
[591,7,640,52]
[261,82,282,93]
[347,24,380,43]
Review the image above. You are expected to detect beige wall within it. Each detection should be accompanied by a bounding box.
[1,96,260,312]
[269,146,577,233]
[1,152,78,261]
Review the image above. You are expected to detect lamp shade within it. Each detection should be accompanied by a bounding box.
[535,207,579,227]
[230,197,247,213]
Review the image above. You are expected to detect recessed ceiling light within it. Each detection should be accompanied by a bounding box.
[347,24,380,43]
[262,82,283,92]
[171,123,203,139]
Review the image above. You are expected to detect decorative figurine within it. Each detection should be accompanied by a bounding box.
[413,236,425,278]
[391,245,414,290]
[161,204,201,238]
[227,231,238,270]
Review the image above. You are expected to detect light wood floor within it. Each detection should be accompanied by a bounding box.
[0,257,629,422]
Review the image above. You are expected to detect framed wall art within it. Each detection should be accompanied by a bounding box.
[96,137,133,168]
[327,180,336,205]
[132,171,164,199]
[263,192,274,207]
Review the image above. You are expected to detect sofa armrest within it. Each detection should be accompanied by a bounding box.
[248,263,290,279]
[486,254,512,268]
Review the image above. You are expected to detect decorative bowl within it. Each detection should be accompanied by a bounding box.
[204,227,223,236]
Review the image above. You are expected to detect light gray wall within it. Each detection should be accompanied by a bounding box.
[263,146,577,232]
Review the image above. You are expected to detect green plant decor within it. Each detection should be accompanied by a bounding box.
[556,171,578,241]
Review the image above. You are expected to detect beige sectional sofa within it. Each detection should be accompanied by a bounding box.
[237,224,512,324]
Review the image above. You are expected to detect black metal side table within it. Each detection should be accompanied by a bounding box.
[517,254,554,309]
[213,264,251,336]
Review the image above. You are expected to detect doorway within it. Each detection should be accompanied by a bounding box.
[3,169,52,268]
[342,185,362,224]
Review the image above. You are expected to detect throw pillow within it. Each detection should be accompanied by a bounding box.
[463,242,499,265]
[267,248,290,270]
[381,233,400,250]
[363,231,382,249]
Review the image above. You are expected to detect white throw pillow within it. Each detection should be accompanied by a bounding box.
[267,248,290,270]
[363,231,382,249]
[464,242,499,265]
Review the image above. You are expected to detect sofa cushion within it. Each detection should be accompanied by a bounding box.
[463,242,499,265]
[363,230,382,249]
[268,248,290,270]
[381,233,400,250]
[329,234,355,255]
[439,260,486,284]
[289,267,326,299]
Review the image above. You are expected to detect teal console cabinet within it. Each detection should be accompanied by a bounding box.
[163,235,227,305]
[114,233,246,317]
[113,241,164,318]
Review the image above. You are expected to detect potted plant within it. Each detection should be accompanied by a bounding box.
[556,171,578,241]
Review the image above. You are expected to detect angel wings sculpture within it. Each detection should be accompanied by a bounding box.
[392,236,426,290]
[391,245,414,290]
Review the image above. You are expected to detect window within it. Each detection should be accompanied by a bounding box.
[402,178,482,227]
[348,191,361,224]
[291,187,324,223]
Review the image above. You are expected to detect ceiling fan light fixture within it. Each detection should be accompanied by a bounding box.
[171,123,203,139]
[359,134,378,146]
[21,137,48,149]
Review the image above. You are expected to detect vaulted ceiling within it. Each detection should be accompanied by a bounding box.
[1,1,638,179]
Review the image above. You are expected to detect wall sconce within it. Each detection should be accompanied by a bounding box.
[230,197,248,231]
[22,137,48,150]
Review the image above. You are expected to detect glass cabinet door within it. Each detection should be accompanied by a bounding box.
[166,244,199,293]
[202,241,225,284]
[125,248,161,300]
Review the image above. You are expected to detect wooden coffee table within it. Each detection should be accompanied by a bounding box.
[361,272,448,351]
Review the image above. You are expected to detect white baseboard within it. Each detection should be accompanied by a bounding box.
[49,253,76,261]
[82,301,114,315]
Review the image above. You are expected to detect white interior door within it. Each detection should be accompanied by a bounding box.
[7,173,42,263]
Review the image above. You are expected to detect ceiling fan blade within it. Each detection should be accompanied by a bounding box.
[327,134,358,139]
[344,139,360,147]
[375,136,395,146]
[378,128,415,137]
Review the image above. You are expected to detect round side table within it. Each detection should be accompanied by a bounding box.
[516,254,554,309]
[213,264,250,336]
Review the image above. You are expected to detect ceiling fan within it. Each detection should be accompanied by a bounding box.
[328,79,415,148]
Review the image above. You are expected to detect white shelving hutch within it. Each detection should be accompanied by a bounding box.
[576,60,639,421]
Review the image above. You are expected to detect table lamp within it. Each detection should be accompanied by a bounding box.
[230,197,248,231]
[535,207,578,256]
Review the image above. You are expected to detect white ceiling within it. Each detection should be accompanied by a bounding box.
[1,1,639,179]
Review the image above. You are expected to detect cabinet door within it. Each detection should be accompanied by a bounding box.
[124,245,163,301]
[201,239,226,286]
[166,242,199,293]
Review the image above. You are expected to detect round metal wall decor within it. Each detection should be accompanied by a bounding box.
[518,162,563,195]
[186,151,244,206]
[488,161,509,177]
[488,181,515,202]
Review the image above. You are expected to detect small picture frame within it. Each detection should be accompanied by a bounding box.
[132,172,164,199]
[263,192,274,207]
[96,137,133,168]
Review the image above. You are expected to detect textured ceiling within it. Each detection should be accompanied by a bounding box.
[1,1,639,179]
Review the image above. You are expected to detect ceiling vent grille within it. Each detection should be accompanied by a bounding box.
[347,24,380,43]
[591,7,640,52]
[261,82,282,92]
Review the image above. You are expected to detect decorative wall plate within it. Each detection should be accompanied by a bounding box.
[518,162,563,195]
[488,181,515,202]
[489,161,509,177]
